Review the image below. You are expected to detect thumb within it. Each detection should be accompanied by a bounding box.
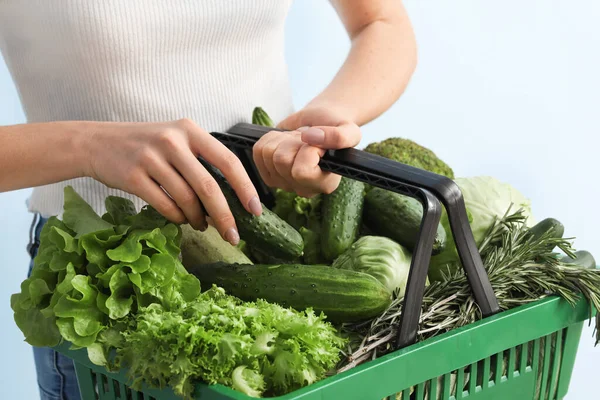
[276,112,301,131]
[300,123,361,150]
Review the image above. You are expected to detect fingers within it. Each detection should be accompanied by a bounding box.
[127,172,187,225]
[272,135,303,185]
[184,122,262,218]
[300,122,361,150]
[253,130,291,190]
[291,144,341,196]
[146,159,207,231]
[170,151,240,245]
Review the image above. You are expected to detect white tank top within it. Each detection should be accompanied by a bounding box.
[0,0,295,217]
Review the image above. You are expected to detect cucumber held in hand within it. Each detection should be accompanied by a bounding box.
[187,262,392,323]
[321,177,366,261]
[363,187,446,255]
[200,159,304,261]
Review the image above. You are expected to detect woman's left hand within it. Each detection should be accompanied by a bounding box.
[252,105,361,198]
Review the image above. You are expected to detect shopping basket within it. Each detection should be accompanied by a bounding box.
[53,123,594,400]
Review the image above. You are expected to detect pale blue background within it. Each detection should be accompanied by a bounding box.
[1,1,598,398]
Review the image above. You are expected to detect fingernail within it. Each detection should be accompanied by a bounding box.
[302,127,325,145]
[297,126,310,132]
[248,196,263,216]
[225,227,240,246]
[199,220,208,232]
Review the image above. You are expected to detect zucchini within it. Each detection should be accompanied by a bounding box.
[180,224,252,267]
[363,187,446,255]
[321,177,366,261]
[200,159,304,261]
[560,250,597,269]
[526,218,564,251]
[187,262,392,323]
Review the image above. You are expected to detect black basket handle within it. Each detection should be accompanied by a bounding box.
[211,123,500,348]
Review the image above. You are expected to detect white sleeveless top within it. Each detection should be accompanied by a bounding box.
[0,0,295,217]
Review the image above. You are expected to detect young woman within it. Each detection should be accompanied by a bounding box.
[0,1,417,398]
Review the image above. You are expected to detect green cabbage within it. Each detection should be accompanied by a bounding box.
[332,236,413,296]
[428,176,535,281]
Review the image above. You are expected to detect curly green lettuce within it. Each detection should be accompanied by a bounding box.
[121,286,345,398]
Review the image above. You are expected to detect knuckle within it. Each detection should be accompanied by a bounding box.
[125,171,145,190]
[177,118,196,131]
[328,129,342,145]
[239,179,255,195]
[136,147,157,167]
[158,128,183,151]
[214,213,235,227]
[199,177,219,197]
[273,149,294,168]
[291,165,312,181]
[178,188,198,207]
[221,151,242,172]
[263,141,279,156]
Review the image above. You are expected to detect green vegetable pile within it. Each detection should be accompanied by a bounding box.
[11,187,345,399]
[10,106,600,399]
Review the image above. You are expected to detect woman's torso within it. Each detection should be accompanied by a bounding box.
[0,0,295,216]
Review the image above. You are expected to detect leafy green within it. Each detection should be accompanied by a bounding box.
[11,186,194,352]
[333,236,415,297]
[120,286,345,398]
[63,186,114,237]
[12,186,344,399]
[271,190,324,264]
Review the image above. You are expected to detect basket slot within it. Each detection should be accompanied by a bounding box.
[519,342,529,373]
[457,367,468,399]
[547,329,565,399]
[491,351,504,384]
[427,376,439,400]
[414,382,425,400]
[401,387,411,399]
[481,356,491,391]
[507,347,517,379]
[538,334,554,399]
[468,361,479,394]
[441,373,452,399]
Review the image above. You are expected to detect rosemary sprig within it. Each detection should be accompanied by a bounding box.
[337,209,600,372]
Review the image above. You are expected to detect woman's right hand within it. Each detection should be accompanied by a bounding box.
[83,118,262,245]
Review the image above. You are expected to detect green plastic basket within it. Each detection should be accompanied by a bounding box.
[49,124,594,400]
[53,295,592,400]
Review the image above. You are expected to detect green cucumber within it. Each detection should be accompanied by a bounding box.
[187,262,392,323]
[363,187,446,254]
[526,218,565,251]
[321,177,366,261]
[200,160,304,261]
[250,247,299,265]
[560,250,597,269]
[252,107,274,127]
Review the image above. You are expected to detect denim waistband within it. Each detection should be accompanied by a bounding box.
[27,213,48,259]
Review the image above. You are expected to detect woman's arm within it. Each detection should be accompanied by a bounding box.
[308,0,417,126]
[0,122,90,191]
[0,120,263,244]
[253,0,417,196]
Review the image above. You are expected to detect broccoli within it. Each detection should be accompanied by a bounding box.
[363,137,455,179]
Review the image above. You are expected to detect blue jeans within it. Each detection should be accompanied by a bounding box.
[27,214,81,400]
